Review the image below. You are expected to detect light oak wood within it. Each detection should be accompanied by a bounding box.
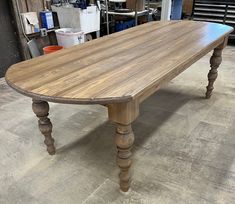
[5,21,233,192]
[108,100,139,125]
[5,21,233,105]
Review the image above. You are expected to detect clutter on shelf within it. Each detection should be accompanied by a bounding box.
[21,12,40,34]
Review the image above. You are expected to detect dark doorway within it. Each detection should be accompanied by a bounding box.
[0,0,21,77]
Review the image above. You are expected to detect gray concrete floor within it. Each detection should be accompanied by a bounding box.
[0,46,235,204]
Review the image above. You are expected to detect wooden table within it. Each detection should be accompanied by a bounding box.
[5,21,233,192]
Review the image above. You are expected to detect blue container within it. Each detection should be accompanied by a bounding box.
[171,0,183,20]
[115,19,135,32]
[40,11,54,30]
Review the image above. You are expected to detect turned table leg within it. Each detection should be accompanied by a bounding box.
[32,100,56,155]
[108,100,139,192]
[206,38,228,99]
[115,123,134,192]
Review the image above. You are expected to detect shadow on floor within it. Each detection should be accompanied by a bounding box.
[5,87,235,203]
[56,88,205,159]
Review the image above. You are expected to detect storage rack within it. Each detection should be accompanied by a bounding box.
[192,0,235,38]
[103,0,150,35]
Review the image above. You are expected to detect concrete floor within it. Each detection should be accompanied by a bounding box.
[0,46,235,204]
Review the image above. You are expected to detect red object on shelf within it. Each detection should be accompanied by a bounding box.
[43,45,63,54]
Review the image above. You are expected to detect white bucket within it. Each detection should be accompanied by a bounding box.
[55,28,85,48]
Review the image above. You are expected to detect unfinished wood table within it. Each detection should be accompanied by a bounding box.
[5,21,233,192]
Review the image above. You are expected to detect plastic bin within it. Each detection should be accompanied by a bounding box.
[55,28,85,48]
[51,5,100,34]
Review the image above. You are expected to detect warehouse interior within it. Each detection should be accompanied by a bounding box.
[0,0,235,203]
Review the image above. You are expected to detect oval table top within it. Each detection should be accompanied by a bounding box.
[5,21,233,104]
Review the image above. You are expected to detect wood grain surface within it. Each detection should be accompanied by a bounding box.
[5,21,233,104]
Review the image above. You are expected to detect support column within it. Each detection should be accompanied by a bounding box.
[161,0,172,20]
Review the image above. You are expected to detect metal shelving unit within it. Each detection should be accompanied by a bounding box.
[103,0,150,35]
[192,0,235,39]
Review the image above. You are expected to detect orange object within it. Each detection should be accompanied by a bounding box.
[43,45,63,54]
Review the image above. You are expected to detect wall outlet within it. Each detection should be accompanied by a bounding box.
[40,28,47,37]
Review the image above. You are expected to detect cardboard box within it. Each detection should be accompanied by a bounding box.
[126,0,146,11]
[40,11,54,30]
[183,0,193,16]
[21,12,40,34]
